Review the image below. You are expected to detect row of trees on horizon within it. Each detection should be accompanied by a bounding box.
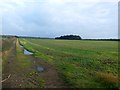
[55,35,82,40]
[1,35,120,41]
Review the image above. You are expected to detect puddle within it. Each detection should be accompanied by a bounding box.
[19,45,45,72]
[36,66,45,72]
[24,49,33,55]
[20,45,33,55]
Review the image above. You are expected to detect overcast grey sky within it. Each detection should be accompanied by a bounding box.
[0,0,118,39]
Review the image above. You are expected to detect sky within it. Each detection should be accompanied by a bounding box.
[0,0,119,39]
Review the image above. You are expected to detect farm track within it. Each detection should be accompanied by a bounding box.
[2,38,66,88]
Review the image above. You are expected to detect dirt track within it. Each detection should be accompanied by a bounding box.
[2,38,66,88]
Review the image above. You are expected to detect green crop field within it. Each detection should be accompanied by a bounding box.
[19,38,119,88]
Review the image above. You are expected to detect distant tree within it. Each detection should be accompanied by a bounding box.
[55,35,82,40]
[15,36,19,38]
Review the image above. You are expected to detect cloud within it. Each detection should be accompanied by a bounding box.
[1,0,118,38]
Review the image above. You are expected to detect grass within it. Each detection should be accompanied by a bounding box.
[19,38,119,88]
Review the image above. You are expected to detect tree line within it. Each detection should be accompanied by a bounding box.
[1,35,120,41]
[55,35,82,40]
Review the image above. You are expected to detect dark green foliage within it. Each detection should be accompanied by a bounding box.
[55,35,82,40]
